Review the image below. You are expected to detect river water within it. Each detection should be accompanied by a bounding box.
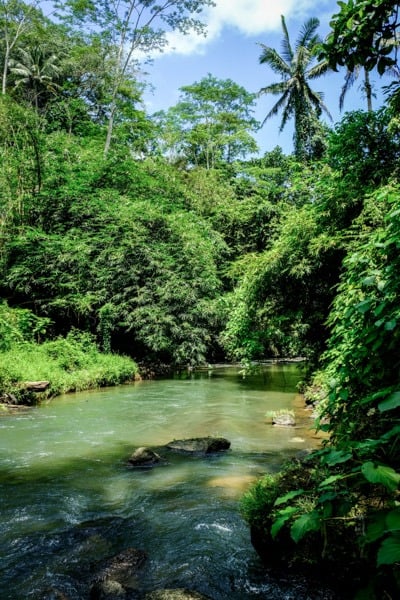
[0,363,333,599]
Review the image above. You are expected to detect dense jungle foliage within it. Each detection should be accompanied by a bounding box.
[0,0,399,597]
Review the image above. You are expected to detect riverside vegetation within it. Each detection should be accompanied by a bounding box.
[0,1,399,598]
[0,302,138,404]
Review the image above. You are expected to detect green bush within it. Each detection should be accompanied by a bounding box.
[242,186,400,598]
[0,301,50,351]
[0,314,138,403]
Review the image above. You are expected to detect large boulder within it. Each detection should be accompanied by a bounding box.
[128,447,164,467]
[145,589,211,600]
[166,437,230,454]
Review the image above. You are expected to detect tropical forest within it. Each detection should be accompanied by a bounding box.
[0,1,399,599]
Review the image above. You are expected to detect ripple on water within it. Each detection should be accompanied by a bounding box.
[194,521,233,533]
[0,366,339,600]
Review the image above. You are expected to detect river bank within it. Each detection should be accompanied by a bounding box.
[0,332,139,406]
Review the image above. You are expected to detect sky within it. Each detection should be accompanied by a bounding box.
[142,0,386,156]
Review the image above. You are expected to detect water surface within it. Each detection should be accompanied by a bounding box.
[0,363,332,599]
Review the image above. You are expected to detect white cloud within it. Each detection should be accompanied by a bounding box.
[162,0,331,56]
[211,0,293,35]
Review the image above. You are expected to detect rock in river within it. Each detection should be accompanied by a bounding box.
[90,547,147,599]
[272,413,296,427]
[128,447,164,467]
[166,437,230,454]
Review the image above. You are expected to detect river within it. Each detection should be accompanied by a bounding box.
[0,363,334,599]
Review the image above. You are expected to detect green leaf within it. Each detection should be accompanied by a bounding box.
[322,449,352,466]
[361,462,400,492]
[356,299,372,314]
[321,501,333,519]
[318,423,331,432]
[373,302,387,317]
[290,511,321,543]
[377,280,387,292]
[377,534,400,566]
[377,59,386,76]
[382,425,400,440]
[365,513,386,543]
[271,506,298,539]
[386,509,400,531]
[384,319,397,331]
[378,391,400,413]
[361,388,395,405]
[274,488,305,506]
[318,474,345,488]
[361,276,375,287]
[318,491,338,504]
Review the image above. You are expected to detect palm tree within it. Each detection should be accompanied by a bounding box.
[339,66,374,112]
[258,15,331,160]
[9,45,62,113]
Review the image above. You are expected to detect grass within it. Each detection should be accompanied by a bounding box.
[0,332,139,403]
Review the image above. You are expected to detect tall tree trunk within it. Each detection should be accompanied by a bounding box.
[2,46,10,94]
[364,68,373,112]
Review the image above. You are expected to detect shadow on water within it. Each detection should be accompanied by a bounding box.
[0,364,338,600]
[175,362,305,393]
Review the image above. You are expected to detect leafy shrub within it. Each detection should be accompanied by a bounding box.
[0,317,138,402]
[242,186,400,597]
[0,301,50,351]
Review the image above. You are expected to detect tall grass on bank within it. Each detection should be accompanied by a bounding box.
[0,330,138,403]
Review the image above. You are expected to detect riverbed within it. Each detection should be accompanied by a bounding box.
[0,363,333,599]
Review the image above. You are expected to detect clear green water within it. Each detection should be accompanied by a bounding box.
[0,364,333,599]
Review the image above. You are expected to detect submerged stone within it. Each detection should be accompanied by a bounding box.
[128,447,164,467]
[90,579,126,599]
[165,437,230,454]
[90,547,147,599]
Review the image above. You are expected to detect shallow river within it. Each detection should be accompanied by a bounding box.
[0,363,333,599]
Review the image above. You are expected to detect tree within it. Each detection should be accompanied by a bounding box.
[56,0,215,156]
[328,109,400,191]
[258,15,331,160]
[9,44,62,113]
[321,1,400,111]
[1,138,227,365]
[0,0,42,95]
[0,95,43,213]
[320,0,399,75]
[220,198,340,364]
[339,65,374,112]
[153,74,259,167]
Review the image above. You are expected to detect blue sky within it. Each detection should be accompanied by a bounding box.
[142,0,387,155]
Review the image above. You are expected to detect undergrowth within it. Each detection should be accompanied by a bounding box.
[0,303,138,403]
